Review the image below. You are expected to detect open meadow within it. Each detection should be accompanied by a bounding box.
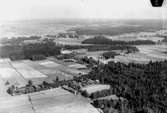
[0,58,87,88]
[0,88,99,113]
[54,38,87,45]
[0,58,97,113]
[81,84,110,95]
[110,44,167,64]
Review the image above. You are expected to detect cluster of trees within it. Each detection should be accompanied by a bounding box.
[90,89,113,99]
[7,79,59,95]
[77,56,98,67]
[46,32,79,38]
[85,61,167,113]
[82,35,156,45]
[0,45,23,58]
[87,45,139,52]
[162,36,167,42]
[0,39,61,60]
[93,99,126,113]
[23,39,61,59]
[7,75,90,96]
[57,32,79,38]
[163,52,167,54]
[102,52,120,59]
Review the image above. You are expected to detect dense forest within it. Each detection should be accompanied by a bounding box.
[85,61,167,113]
[23,40,61,59]
[0,39,61,60]
[82,36,156,45]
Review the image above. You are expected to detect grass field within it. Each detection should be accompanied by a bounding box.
[0,58,99,113]
[23,60,81,81]
[12,62,47,79]
[82,84,110,95]
[0,88,99,113]
[54,38,87,45]
[0,78,10,98]
[109,44,167,64]
[0,58,86,88]
[0,59,27,87]
[38,60,60,68]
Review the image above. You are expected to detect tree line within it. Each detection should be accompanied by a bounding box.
[63,45,139,52]
[82,35,156,45]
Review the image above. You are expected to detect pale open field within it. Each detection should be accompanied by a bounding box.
[47,57,88,75]
[54,38,88,45]
[68,63,87,69]
[12,62,47,79]
[136,44,167,61]
[23,59,84,81]
[107,34,164,42]
[0,78,10,98]
[0,58,86,88]
[95,95,120,101]
[101,44,167,64]
[0,88,99,113]
[104,30,166,42]
[0,59,27,87]
[82,84,110,95]
[38,60,60,68]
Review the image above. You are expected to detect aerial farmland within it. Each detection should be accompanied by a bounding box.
[0,88,99,113]
[0,58,99,113]
[0,58,88,87]
[0,17,167,113]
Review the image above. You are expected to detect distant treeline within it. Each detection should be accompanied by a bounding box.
[0,36,139,60]
[70,20,162,36]
[63,45,139,52]
[0,39,138,60]
[82,35,156,45]
[85,61,167,113]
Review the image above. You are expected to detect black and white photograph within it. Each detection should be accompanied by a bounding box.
[0,0,167,113]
